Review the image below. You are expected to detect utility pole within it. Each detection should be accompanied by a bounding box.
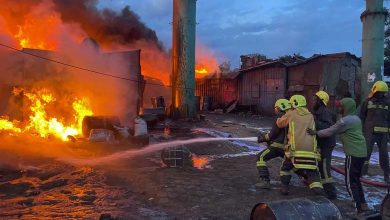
[171,0,197,118]
[361,0,387,101]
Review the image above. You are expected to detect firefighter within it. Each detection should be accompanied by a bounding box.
[359,80,390,183]
[256,99,291,189]
[276,95,324,196]
[313,91,337,199]
[308,98,369,213]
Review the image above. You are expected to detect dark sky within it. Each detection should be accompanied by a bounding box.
[98,0,389,68]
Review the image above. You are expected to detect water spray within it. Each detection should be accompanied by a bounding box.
[58,137,258,166]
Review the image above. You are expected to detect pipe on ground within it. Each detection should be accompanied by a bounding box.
[331,165,387,188]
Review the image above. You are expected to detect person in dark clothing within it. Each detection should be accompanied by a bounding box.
[308,98,368,213]
[313,91,337,199]
[256,99,291,189]
[359,81,390,183]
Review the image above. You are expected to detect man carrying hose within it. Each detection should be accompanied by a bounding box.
[308,98,369,213]
[359,81,390,183]
[313,91,337,199]
[276,95,324,196]
[256,99,291,189]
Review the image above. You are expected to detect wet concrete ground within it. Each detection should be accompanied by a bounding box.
[0,112,388,219]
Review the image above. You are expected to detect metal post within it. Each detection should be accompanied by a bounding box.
[171,0,196,118]
[361,0,387,101]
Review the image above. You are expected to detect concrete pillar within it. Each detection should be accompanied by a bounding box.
[361,0,387,101]
[171,0,196,118]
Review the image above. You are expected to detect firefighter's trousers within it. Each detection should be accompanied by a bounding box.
[280,157,323,189]
[256,147,284,181]
[364,132,389,176]
[318,145,337,198]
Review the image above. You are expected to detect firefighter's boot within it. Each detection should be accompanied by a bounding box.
[311,187,326,196]
[323,183,337,200]
[280,184,289,195]
[255,178,271,189]
[357,203,370,213]
[384,172,389,183]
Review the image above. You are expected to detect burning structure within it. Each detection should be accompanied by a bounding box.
[0,41,144,141]
[0,0,159,141]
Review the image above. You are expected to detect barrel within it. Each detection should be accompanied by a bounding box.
[161,146,192,167]
[156,96,165,108]
[82,116,121,138]
[194,96,201,112]
[250,196,342,220]
[202,96,210,111]
[151,97,158,108]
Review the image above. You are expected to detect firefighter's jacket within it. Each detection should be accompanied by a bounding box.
[360,96,390,134]
[277,107,319,170]
[264,112,288,149]
[313,105,336,149]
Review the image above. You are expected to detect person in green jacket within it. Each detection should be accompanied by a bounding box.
[307,98,368,213]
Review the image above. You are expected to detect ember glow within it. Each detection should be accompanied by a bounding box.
[0,88,93,141]
[192,155,210,169]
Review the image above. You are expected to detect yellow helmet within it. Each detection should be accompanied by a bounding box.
[290,95,307,108]
[274,99,292,111]
[315,91,330,106]
[371,81,388,94]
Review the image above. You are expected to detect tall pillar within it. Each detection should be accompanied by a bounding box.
[361,0,387,101]
[171,0,196,118]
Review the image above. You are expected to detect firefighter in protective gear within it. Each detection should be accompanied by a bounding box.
[359,80,390,182]
[276,95,324,196]
[256,99,291,189]
[313,91,337,199]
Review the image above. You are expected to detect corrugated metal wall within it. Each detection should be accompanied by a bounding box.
[239,66,287,114]
[288,54,361,111]
[195,78,238,109]
[196,53,361,115]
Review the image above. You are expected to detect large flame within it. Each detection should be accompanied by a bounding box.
[0,88,93,141]
[195,42,219,78]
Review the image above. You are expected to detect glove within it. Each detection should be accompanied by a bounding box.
[257,135,266,143]
[306,128,316,136]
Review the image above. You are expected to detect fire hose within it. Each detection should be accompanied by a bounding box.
[330,165,388,188]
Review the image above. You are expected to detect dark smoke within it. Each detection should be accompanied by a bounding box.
[52,0,163,49]
[0,0,164,50]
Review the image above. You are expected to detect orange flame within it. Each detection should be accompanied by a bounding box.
[195,42,219,78]
[192,155,210,169]
[195,67,208,75]
[0,117,21,133]
[12,9,63,50]
[0,88,93,141]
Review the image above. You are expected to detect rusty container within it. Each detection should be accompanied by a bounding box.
[250,196,342,220]
[82,116,121,138]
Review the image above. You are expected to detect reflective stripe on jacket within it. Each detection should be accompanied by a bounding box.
[360,97,390,133]
[277,107,319,169]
